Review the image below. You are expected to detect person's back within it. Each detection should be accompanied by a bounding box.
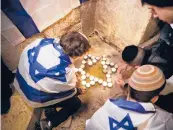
[14,38,78,107]
[86,65,173,130]
[86,98,173,130]
[14,32,90,129]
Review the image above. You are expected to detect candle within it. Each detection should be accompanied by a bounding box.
[101,61,106,65]
[89,76,94,81]
[81,75,86,80]
[106,74,111,78]
[107,78,112,82]
[81,81,87,86]
[102,81,107,87]
[112,68,116,73]
[103,65,108,69]
[90,81,95,86]
[86,83,91,88]
[107,82,113,87]
[98,79,103,84]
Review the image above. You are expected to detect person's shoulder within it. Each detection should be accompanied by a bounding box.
[154,106,173,123]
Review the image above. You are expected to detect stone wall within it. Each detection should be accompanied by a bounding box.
[81,0,159,50]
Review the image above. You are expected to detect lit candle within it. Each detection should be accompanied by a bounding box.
[81,81,87,86]
[112,68,116,73]
[90,81,95,86]
[98,79,103,84]
[89,76,94,81]
[86,83,91,88]
[81,75,86,80]
[107,82,113,87]
[103,65,108,69]
[102,81,107,87]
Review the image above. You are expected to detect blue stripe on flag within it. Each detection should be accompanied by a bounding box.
[110,98,155,114]
[16,69,76,103]
[1,0,39,38]
[27,38,72,83]
[79,0,89,3]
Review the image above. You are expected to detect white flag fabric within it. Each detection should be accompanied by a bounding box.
[13,38,77,108]
[86,98,173,130]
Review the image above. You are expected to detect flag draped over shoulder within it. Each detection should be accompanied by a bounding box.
[13,38,77,108]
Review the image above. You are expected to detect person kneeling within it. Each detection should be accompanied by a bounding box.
[86,65,173,130]
[13,32,90,130]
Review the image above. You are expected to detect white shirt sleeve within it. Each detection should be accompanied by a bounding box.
[166,115,173,130]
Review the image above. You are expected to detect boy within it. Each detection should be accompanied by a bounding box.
[13,32,90,130]
[86,65,173,130]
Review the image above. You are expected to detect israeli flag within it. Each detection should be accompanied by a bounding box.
[14,38,77,108]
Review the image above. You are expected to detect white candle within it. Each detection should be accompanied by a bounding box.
[115,64,118,68]
[81,81,87,86]
[88,54,91,58]
[81,71,86,75]
[88,60,93,66]
[103,69,107,73]
[102,81,107,87]
[84,55,88,60]
[94,77,98,82]
[103,65,108,69]
[106,61,110,65]
[86,83,91,88]
[107,78,112,82]
[110,62,115,67]
[89,76,94,81]
[86,73,90,78]
[78,68,83,72]
[107,82,113,87]
[96,57,100,60]
[80,64,85,69]
[98,79,103,84]
[92,59,97,64]
[102,58,107,61]
[112,68,116,73]
[101,61,106,65]
[90,81,95,86]
[106,74,111,78]
[82,60,86,64]
[81,75,86,80]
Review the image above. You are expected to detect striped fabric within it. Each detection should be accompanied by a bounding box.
[13,38,77,108]
[1,0,82,46]
[129,65,165,91]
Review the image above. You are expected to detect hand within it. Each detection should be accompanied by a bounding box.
[115,75,125,87]
[76,87,86,95]
[117,64,128,75]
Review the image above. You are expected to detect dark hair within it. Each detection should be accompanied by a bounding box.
[122,45,138,63]
[129,81,166,102]
[141,0,173,7]
[60,32,90,57]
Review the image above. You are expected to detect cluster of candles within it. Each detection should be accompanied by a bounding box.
[76,54,118,88]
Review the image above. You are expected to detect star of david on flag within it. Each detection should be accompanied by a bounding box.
[27,38,72,83]
[109,114,135,130]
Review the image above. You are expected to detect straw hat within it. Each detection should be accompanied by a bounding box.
[128,65,165,91]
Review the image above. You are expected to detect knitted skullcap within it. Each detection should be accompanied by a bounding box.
[128,65,165,91]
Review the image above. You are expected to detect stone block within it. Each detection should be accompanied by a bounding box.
[81,0,97,36]
[94,0,158,49]
[43,7,81,38]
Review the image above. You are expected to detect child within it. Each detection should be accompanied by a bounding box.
[86,65,173,130]
[13,32,90,130]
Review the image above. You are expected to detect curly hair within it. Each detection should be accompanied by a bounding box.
[60,32,90,57]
